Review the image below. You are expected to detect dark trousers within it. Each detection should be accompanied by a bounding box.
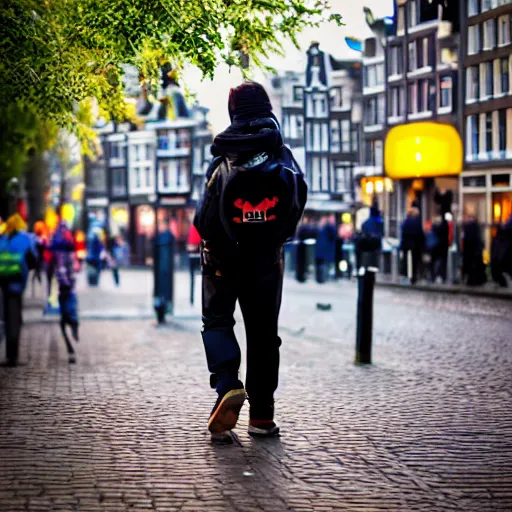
[315,258,327,283]
[201,242,284,415]
[431,250,448,283]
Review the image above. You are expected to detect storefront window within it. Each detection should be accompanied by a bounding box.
[464,192,487,224]
[492,191,512,224]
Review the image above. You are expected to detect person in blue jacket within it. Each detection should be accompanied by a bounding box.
[315,215,337,283]
[0,214,37,365]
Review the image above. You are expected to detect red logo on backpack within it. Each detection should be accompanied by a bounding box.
[233,197,279,224]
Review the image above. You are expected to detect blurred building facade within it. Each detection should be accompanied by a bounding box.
[271,42,362,225]
[356,0,462,243]
[461,0,512,250]
[84,74,213,266]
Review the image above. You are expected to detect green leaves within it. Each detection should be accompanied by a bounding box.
[0,0,342,162]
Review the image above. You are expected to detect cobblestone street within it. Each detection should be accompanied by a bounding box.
[1,271,512,511]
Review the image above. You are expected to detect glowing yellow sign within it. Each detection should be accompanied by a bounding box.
[385,122,462,180]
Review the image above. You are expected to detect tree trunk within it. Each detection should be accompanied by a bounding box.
[24,148,49,228]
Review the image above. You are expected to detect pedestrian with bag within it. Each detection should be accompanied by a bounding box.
[0,214,38,366]
[194,81,307,439]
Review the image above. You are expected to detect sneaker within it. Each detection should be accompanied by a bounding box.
[68,353,76,364]
[208,388,246,434]
[248,420,280,437]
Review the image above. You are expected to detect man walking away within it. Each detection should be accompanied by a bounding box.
[194,81,307,439]
[462,209,487,286]
[400,207,425,284]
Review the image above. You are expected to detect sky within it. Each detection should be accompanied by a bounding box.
[183,0,394,134]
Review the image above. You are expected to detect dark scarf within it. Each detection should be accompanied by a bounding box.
[211,115,282,165]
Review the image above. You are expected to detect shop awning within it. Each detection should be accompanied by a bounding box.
[385,122,462,180]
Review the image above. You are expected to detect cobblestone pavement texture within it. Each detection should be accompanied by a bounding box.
[1,274,512,511]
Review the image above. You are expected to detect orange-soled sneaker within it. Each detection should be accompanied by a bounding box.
[248,420,280,437]
[208,388,246,434]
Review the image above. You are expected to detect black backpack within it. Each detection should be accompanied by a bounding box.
[195,146,307,247]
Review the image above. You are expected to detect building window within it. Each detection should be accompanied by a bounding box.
[365,98,383,126]
[439,75,453,109]
[376,63,385,85]
[481,0,493,11]
[486,112,493,155]
[352,127,359,157]
[329,87,342,107]
[389,86,404,117]
[335,165,352,194]
[341,120,351,152]
[146,144,152,161]
[321,123,329,151]
[499,109,507,154]
[331,120,340,152]
[388,45,403,76]
[176,129,191,149]
[293,86,304,102]
[134,144,140,161]
[364,140,383,167]
[466,66,479,101]
[408,41,417,72]
[397,5,405,33]
[483,19,496,50]
[319,98,327,115]
[486,61,494,97]
[111,143,120,159]
[313,123,321,151]
[468,24,480,55]
[161,164,169,188]
[365,65,377,87]
[134,168,141,188]
[466,115,479,159]
[498,15,511,46]
[468,0,480,17]
[416,37,433,69]
[145,167,151,187]
[408,0,418,28]
[297,116,304,139]
[501,57,510,94]
[408,82,417,114]
[158,134,168,150]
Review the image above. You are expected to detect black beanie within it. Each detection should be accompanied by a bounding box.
[228,81,273,122]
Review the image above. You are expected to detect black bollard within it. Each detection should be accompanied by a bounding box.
[295,240,307,283]
[355,267,376,364]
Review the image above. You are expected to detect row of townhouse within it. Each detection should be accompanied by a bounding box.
[272,0,512,252]
[84,95,212,266]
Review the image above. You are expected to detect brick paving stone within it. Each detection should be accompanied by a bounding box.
[1,284,512,511]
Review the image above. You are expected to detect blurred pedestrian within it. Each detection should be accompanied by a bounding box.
[50,221,79,363]
[361,201,384,242]
[32,221,48,292]
[490,215,512,288]
[194,81,307,439]
[315,215,336,283]
[0,214,38,366]
[428,214,449,283]
[461,210,487,286]
[400,207,425,285]
[85,227,105,286]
